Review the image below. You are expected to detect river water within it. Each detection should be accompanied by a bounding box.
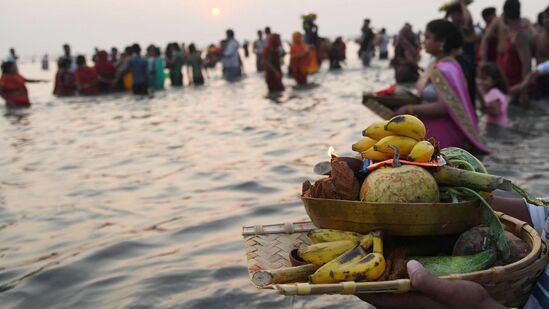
[1,43,548,309]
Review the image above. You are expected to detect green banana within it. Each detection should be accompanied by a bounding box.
[440,147,487,173]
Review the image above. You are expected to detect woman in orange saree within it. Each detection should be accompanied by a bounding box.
[290,32,310,86]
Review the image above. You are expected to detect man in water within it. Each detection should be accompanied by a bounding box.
[253,30,266,72]
[42,54,49,71]
[377,28,389,60]
[7,48,18,63]
[514,6,549,98]
[359,19,375,67]
[222,29,242,81]
[110,47,119,66]
[128,43,149,95]
[59,44,76,72]
[481,7,498,63]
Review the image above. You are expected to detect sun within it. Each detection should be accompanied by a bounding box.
[211,7,221,17]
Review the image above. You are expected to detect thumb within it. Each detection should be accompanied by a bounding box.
[407,260,455,301]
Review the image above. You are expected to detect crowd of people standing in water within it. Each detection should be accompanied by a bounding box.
[2,1,549,307]
[1,0,548,113]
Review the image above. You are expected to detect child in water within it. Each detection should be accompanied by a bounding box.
[478,63,509,129]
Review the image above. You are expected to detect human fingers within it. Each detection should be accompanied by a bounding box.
[407,261,496,308]
[407,260,460,302]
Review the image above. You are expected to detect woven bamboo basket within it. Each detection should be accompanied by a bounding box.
[362,93,420,119]
[242,212,548,308]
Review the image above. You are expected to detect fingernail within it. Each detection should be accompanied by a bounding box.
[407,260,422,275]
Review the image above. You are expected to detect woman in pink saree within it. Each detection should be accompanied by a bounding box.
[396,19,490,154]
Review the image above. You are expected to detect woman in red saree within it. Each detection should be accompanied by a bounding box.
[262,34,285,93]
[0,61,43,108]
[290,32,310,86]
[75,55,99,96]
[396,19,490,154]
[94,50,116,93]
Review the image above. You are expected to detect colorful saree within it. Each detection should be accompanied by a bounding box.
[263,34,285,93]
[424,58,490,154]
[0,74,30,107]
[290,32,310,85]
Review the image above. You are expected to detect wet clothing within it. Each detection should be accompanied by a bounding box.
[148,57,165,90]
[483,88,509,128]
[223,39,241,81]
[498,28,528,88]
[187,53,204,85]
[393,30,420,84]
[379,34,389,60]
[290,32,309,86]
[263,35,285,93]
[254,38,266,72]
[154,57,165,89]
[359,27,375,66]
[53,69,76,96]
[0,73,30,107]
[75,66,99,95]
[94,51,116,93]
[328,40,346,70]
[128,55,149,94]
[168,51,184,87]
[59,55,77,72]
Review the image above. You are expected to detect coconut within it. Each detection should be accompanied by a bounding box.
[360,146,439,203]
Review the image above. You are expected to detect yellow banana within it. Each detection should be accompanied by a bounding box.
[407,140,435,163]
[373,135,418,157]
[352,137,378,153]
[362,121,393,140]
[309,245,367,283]
[384,114,426,141]
[308,229,363,244]
[310,231,386,284]
[298,240,358,266]
[361,147,393,161]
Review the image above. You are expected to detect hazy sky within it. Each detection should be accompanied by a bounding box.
[0,0,545,57]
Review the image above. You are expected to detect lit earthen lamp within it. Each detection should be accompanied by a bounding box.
[313,147,363,175]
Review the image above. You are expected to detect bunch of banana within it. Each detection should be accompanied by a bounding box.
[307,229,367,244]
[299,231,373,266]
[354,115,434,163]
[310,231,386,283]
